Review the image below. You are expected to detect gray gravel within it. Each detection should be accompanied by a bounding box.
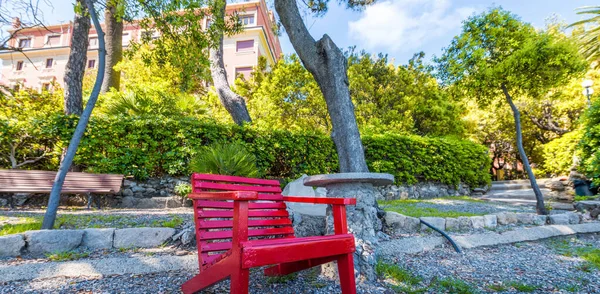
[2,233,600,293]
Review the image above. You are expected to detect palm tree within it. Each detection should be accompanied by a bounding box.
[570,6,600,61]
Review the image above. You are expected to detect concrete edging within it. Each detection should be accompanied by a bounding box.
[0,227,176,258]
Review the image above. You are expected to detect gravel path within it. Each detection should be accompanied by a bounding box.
[2,233,600,293]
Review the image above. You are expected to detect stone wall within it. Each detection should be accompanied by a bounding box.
[377,181,474,201]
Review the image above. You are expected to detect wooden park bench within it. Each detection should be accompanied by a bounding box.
[0,169,124,208]
[181,173,357,294]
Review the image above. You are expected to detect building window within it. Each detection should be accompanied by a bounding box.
[89,37,98,48]
[236,40,254,52]
[45,58,53,69]
[122,33,130,45]
[235,66,253,80]
[240,14,255,26]
[46,35,60,46]
[41,83,51,92]
[18,38,31,48]
[15,61,24,71]
[88,59,96,69]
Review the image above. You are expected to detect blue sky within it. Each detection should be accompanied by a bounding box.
[35,0,599,65]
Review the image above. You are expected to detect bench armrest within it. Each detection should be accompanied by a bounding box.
[188,191,258,201]
[282,196,356,205]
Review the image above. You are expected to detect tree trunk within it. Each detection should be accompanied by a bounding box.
[42,0,106,229]
[63,0,90,115]
[209,0,251,125]
[101,0,123,93]
[274,0,368,172]
[502,84,548,215]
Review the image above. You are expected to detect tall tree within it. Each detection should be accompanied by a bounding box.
[208,0,251,125]
[63,0,90,115]
[101,0,123,93]
[274,0,370,172]
[569,5,600,62]
[42,0,106,229]
[437,8,586,214]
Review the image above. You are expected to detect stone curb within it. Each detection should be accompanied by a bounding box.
[384,211,586,235]
[0,227,176,258]
[0,254,198,283]
[379,223,600,257]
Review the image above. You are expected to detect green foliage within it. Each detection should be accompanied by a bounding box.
[0,221,42,236]
[265,273,298,285]
[541,129,583,176]
[3,115,489,186]
[378,199,484,218]
[507,281,539,292]
[434,277,477,294]
[569,6,600,61]
[152,215,184,228]
[376,260,423,286]
[174,182,192,196]
[46,251,90,262]
[236,53,466,137]
[190,141,261,177]
[580,98,600,185]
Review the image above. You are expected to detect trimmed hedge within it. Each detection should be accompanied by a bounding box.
[4,115,491,186]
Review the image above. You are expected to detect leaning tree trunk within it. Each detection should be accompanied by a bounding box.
[100,0,123,93]
[63,0,90,115]
[274,0,368,172]
[42,0,107,229]
[209,0,251,125]
[502,84,548,215]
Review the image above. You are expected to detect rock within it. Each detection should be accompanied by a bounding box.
[24,230,84,255]
[574,200,600,212]
[516,213,535,224]
[565,212,581,224]
[458,216,471,230]
[0,234,25,257]
[123,179,134,187]
[290,212,326,237]
[160,190,169,197]
[166,197,183,208]
[552,202,575,211]
[82,228,114,249]
[549,214,570,225]
[120,196,138,208]
[122,189,134,197]
[385,212,420,234]
[533,215,547,225]
[283,175,325,217]
[377,231,391,242]
[134,198,167,209]
[445,217,460,231]
[546,180,565,191]
[591,208,600,219]
[113,228,176,248]
[472,188,486,193]
[12,193,29,206]
[470,216,485,229]
[145,188,157,194]
[496,212,518,225]
[420,217,445,232]
[131,186,145,193]
[0,198,7,207]
[315,187,327,197]
[483,215,497,228]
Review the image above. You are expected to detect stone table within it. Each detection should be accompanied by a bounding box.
[304,172,394,282]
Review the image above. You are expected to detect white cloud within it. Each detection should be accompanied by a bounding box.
[348,0,475,52]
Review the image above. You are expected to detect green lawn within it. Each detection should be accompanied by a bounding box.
[0,214,186,236]
[378,197,485,218]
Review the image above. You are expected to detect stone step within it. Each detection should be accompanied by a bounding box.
[493,179,551,185]
[120,196,188,209]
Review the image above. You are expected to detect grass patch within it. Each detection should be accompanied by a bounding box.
[266,273,297,284]
[507,281,538,292]
[434,277,476,294]
[574,195,597,202]
[376,260,423,286]
[152,215,184,228]
[487,283,508,291]
[0,220,42,236]
[557,283,581,292]
[550,238,600,270]
[46,251,90,261]
[378,199,484,218]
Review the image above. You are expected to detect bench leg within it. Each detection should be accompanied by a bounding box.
[337,253,356,294]
[181,256,233,294]
[86,193,92,210]
[230,268,249,294]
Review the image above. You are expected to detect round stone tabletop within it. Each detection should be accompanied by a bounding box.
[303,172,394,187]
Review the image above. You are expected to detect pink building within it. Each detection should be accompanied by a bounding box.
[0,0,282,91]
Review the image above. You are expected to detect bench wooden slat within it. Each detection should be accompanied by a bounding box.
[0,169,124,195]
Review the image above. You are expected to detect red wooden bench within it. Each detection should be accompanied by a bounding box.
[181,173,357,294]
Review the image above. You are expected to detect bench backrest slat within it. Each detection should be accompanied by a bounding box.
[0,169,124,194]
[191,173,294,268]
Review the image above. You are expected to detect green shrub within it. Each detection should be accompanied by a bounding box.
[541,129,583,176]
[174,182,192,196]
[581,99,600,186]
[1,115,490,186]
[190,141,260,177]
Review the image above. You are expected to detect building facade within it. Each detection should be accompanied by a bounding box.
[0,0,281,91]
